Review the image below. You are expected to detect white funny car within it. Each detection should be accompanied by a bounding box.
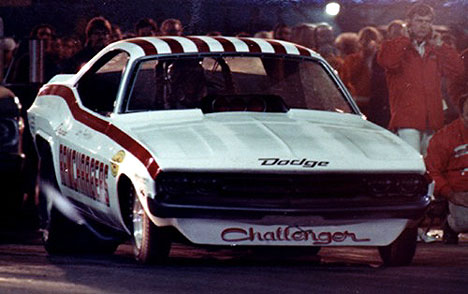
[28,36,430,265]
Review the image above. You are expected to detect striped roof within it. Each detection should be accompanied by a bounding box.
[122,36,318,58]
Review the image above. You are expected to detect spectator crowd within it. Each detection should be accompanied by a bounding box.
[1,3,467,244]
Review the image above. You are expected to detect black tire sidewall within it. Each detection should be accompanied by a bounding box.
[378,227,418,266]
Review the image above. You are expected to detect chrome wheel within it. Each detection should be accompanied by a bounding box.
[129,184,172,264]
[132,195,144,252]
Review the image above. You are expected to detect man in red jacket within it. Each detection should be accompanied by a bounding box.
[425,95,468,244]
[377,3,463,155]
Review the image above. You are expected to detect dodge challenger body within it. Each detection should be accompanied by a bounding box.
[27,36,430,265]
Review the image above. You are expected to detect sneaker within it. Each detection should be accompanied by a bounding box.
[442,223,459,245]
[417,228,438,243]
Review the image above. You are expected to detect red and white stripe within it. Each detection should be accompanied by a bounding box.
[38,85,160,179]
[125,36,315,57]
[38,37,316,179]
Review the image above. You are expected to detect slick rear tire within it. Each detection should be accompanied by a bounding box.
[378,227,417,266]
[39,144,118,255]
[43,206,86,254]
[131,185,171,264]
[43,207,119,255]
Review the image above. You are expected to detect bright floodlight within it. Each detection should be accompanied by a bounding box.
[325,2,341,16]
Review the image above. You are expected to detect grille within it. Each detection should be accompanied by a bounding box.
[155,172,428,209]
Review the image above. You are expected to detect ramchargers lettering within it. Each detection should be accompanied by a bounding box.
[59,144,109,205]
[221,227,370,245]
[258,158,329,168]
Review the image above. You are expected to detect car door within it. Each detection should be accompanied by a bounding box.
[56,50,130,224]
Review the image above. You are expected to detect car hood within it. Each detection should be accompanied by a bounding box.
[112,109,425,173]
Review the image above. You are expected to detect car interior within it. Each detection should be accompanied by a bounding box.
[122,55,352,115]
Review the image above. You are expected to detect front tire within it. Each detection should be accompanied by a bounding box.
[131,185,172,264]
[378,227,417,266]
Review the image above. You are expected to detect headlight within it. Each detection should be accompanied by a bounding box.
[159,176,191,195]
[398,175,427,195]
[365,174,428,198]
[156,173,220,199]
[0,118,19,149]
[366,177,394,197]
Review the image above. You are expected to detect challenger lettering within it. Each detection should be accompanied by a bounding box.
[221,227,370,245]
[59,144,109,205]
[258,158,329,168]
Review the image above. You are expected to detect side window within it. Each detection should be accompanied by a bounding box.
[126,58,207,112]
[76,51,129,114]
[126,59,159,111]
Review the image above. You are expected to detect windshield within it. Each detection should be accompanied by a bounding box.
[123,55,353,114]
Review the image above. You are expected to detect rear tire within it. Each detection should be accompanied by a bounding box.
[130,185,171,264]
[43,206,86,254]
[39,144,118,255]
[378,227,417,266]
[43,206,119,255]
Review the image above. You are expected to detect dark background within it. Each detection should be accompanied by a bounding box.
[1,0,467,40]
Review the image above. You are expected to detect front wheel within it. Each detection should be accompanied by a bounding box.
[378,227,418,266]
[131,186,172,264]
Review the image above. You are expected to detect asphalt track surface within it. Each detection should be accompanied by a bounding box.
[1,213,467,294]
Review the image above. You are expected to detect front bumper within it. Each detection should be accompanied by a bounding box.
[168,217,412,247]
[148,194,431,221]
[150,171,430,221]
